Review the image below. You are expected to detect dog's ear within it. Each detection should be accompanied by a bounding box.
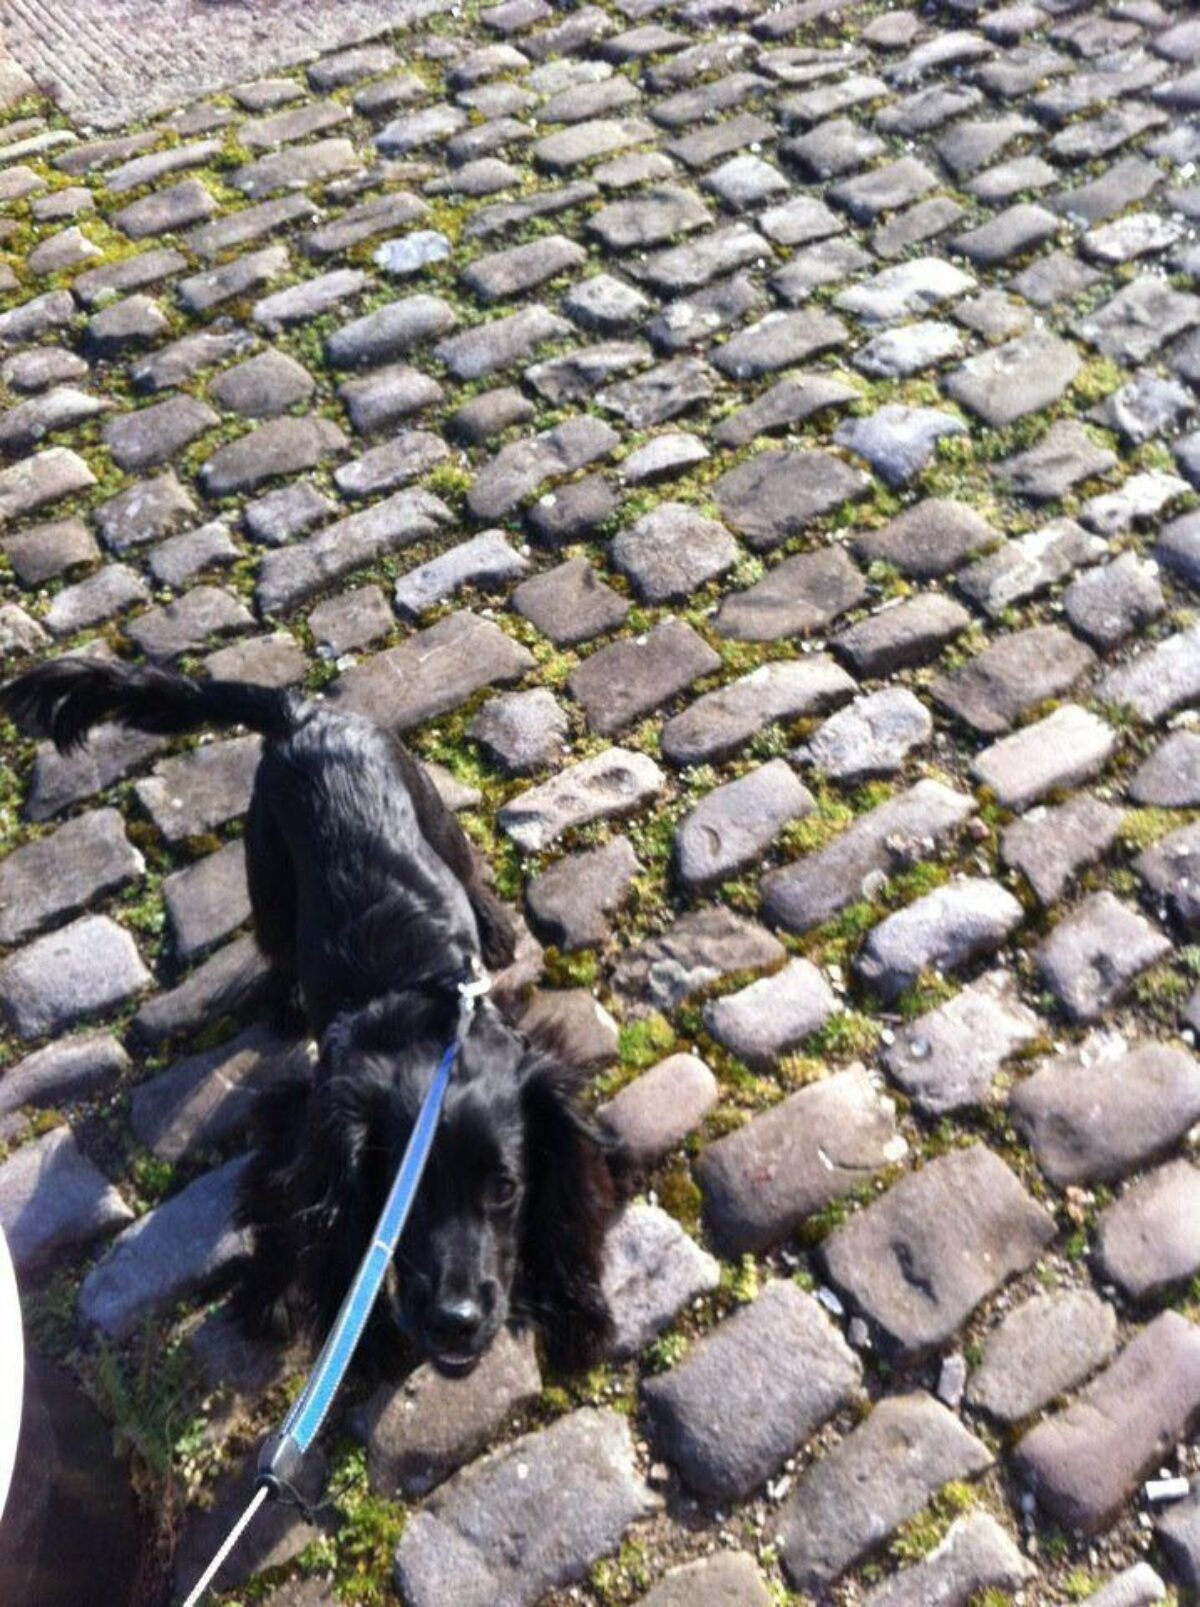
[235,1071,385,1337]
[517,1052,616,1373]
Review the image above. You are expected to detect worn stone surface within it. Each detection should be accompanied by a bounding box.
[602,1203,720,1359]
[1096,1161,1200,1302]
[822,1146,1055,1356]
[883,971,1040,1114]
[613,906,784,1016]
[697,1066,902,1256]
[662,658,855,767]
[674,760,813,890]
[764,780,974,935]
[643,1282,862,1501]
[863,1514,1034,1607]
[0,1126,133,1271]
[1011,1037,1200,1185]
[932,625,1095,736]
[526,836,639,951]
[360,1328,542,1499]
[1035,893,1171,1023]
[777,1393,992,1591]
[972,705,1115,812]
[79,1155,250,1339]
[393,1408,656,1607]
[1013,1313,1200,1534]
[704,958,838,1071]
[0,915,151,1040]
[856,877,1024,1004]
[0,808,143,948]
[966,1289,1118,1425]
[597,1053,716,1170]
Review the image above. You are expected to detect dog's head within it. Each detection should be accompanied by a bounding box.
[240,996,615,1377]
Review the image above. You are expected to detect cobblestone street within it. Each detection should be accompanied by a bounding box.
[0,1,1198,1604]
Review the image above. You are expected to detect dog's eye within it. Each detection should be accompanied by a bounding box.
[484,1174,519,1212]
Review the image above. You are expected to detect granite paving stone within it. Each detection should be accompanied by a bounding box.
[764,779,974,935]
[1035,893,1171,1023]
[972,705,1116,812]
[704,957,838,1070]
[499,748,664,852]
[833,594,972,677]
[510,557,628,646]
[1100,623,1200,724]
[642,1281,862,1501]
[850,499,997,579]
[882,970,1041,1115]
[661,657,855,767]
[393,1408,655,1607]
[1130,731,1200,807]
[714,450,869,551]
[466,686,565,775]
[161,839,250,961]
[331,611,533,731]
[1096,1160,1200,1302]
[1157,1482,1200,1598]
[526,836,640,950]
[130,1023,303,1163]
[393,530,529,619]
[602,1203,720,1359]
[966,1288,1117,1424]
[1013,1312,1200,1534]
[596,1052,716,1169]
[0,1032,128,1120]
[134,734,262,844]
[834,404,966,487]
[956,518,1106,619]
[610,503,737,603]
[568,617,719,737]
[822,1146,1055,1356]
[79,1155,251,1340]
[862,1514,1034,1607]
[256,489,449,614]
[776,1393,992,1591]
[1014,1035,1200,1185]
[0,808,143,948]
[697,1066,902,1255]
[1000,794,1125,906]
[803,688,931,782]
[359,1329,542,1499]
[674,760,812,891]
[635,1554,770,1607]
[715,547,865,642]
[0,915,151,1040]
[612,905,783,1015]
[856,877,1023,1003]
[932,625,1095,736]
[130,933,269,1050]
[1136,821,1200,929]
[0,1127,132,1271]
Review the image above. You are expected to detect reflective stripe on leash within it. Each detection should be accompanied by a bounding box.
[180,961,489,1607]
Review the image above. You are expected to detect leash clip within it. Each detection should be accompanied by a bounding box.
[455,956,491,1042]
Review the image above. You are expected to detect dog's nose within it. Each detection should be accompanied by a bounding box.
[431,1295,484,1345]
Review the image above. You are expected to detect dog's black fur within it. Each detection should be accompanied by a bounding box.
[1,658,616,1375]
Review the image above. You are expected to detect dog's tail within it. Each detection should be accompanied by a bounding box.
[0,657,301,754]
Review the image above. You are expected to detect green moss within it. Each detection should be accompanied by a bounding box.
[890,1480,976,1564]
[723,1253,760,1306]
[1119,807,1189,850]
[657,1162,702,1233]
[543,948,600,989]
[808,1010,882,1061]
[617,1011,677,1071]
[1072,356,1124,406]
[590,1539,652,1604]
[300,1444,406,1607]
[130,1150,176,1207]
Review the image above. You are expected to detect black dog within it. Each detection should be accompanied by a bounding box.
[2,658,615,1375]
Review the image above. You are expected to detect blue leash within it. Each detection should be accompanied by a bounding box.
[181,965,490,1607]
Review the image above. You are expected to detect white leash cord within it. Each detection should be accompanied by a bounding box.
[179,1484,270,1607]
